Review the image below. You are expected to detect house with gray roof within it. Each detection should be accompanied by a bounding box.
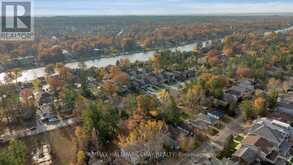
[233,146,257,164]
[233,118,292,165]
[225,79,255,101]
[249,118,292,152]
[277,91,293,117]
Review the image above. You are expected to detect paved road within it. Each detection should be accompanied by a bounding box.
[0,117,79,142]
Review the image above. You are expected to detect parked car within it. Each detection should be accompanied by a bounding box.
[0,138,5,144]
[29,127,37,131]
[48,117,59,124]
[41,113,56,122]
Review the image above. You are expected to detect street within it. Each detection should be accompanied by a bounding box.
[1,117,79,142]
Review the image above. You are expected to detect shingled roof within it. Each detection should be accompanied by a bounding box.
[242,135,274,154]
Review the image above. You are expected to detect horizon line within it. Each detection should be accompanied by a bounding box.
[33,12,293,17]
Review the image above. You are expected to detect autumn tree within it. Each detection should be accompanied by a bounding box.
[102,80,118,96]
[81,102,119,144]
[223,47,234,57]
[61,87,76,112]
[236,67,251,78]
[253,97,266,116]
[240,100,254,120]
[121,95,137,118]
[5,68,22,85]
[46,77,62,92]
[55,63,73,82]
[150,53,161,74]
[198,73,226,98]
[96,68,105,81]
[0,139,28,165]
[76,150,86,165]
[118,120,166,147]
[74,94,87,117]
[182,84,204,110]
[266,89,278,109]
[79,69,92,98]
[207,50,221,65]
[0,86,19,123]
[158,89,170,103]
[19,88,34,107]
[136,95,158,115]
[178,134,199,152]
[44,64,55,76]
[32,79,41,92]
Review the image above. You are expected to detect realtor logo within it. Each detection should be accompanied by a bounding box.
[0,1,33,41]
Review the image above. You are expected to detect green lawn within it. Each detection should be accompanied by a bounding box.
[214,123,224,129]
[234,135,244,142]
[208,127,219,136]
[216,138,238,159]
[221,115,232,123]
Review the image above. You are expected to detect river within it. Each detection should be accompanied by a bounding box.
[0,25,291,84]
[0,40,210,83]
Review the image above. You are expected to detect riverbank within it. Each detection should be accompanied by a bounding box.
[0,39,215,83]
[0,25,292,84]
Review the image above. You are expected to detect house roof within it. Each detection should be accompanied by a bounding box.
[249,118,288,146]
[197,113,218,124]
[274,157,289,165]
[39,92,53,105]
[223,93,238,102]
[250,125,283,145]
[233,147,257,164]
[265,150,279,162]
[242,135,274,154]
[208,109,225,118]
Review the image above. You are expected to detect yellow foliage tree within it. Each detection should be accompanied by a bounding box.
[150,53,161,74]
[76,150,86,165]
[253,97,266,115]
[118,120,166,147]
[178,134,197,152]
[158,89,170,102]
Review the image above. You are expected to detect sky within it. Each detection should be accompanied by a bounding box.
[34,0,293,16]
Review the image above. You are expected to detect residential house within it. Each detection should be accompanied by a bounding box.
[233,145,258,164]
[186,119,209,132]
[162,72,176,83]
[233,118,292,165]
[196,113,217,125]
[167,83,182,99]
[156,73,167,84]
[208,109,225,121]
[38,92,53,106]
[173,71,185,81]
[225,79,255,101]
[223,93,239,104]
[277,91,293,117]
[145,75,160,86]
[249,118,292,156]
